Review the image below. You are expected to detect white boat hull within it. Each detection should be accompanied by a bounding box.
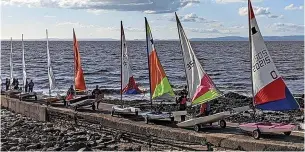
[112,105,140,115]
[239,123,297,133]
[177,111,230,127]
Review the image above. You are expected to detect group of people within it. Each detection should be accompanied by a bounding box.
[176,86,211,117]
[5,78,34,92]
[65,85,104,109]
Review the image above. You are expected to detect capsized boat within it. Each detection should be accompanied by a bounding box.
[174,12,244,131]
[111,21,143,116]
[238,0,300,139]
[140,17,187,124]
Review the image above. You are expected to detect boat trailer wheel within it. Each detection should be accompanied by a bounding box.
[284,131,291,136]
[194,124,201,132]
[219,120,226,128]
[252,129,261,140]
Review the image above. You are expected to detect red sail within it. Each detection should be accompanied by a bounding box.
[73,29,86,91]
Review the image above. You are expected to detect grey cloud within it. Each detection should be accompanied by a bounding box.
[2,0,200,14]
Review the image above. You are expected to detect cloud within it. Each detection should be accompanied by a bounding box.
[55,22,96,28]
[2,0,200,14]
[170,13,217,23]
[86,9,108,15]
[185,27,239,34]
[284,4,303,10]
[215,0,263,4]
[268,23,304,33]
[239,6,283,18]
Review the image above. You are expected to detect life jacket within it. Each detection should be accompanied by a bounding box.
[200,103,207,114]
[180,97,187,104]
[65,94,73,101]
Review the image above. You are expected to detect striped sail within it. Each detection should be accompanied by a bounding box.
[175,13,221,105]
[10,37,13,87]
[121,21,142,94]
[73,29,86,91]
[22,34,27,92]
[145,17,174,99]
[248,0,299,111]
[46,29,57,94]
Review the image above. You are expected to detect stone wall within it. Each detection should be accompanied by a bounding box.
[1,96,47,121]
[1,95,304,151]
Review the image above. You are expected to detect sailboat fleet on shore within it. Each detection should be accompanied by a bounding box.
[4,0,301,139]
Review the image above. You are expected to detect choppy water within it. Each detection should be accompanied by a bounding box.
[1,41,304,98]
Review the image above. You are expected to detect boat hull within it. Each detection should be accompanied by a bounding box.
[239,123,297,133]
[177,111,230,127]
[112,105,140,114]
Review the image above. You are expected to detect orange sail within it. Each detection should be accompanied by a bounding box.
[73,29,86,91]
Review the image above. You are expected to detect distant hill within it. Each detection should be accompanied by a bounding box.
[190,35,304,41]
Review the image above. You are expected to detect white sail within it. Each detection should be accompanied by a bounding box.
[22,34,27,92]
[46,29,57,94]
[10,37,13,87]
[248,0,299,110]
[175,13,221,105]
[121,23,133,91]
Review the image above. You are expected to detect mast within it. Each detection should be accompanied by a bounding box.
[22,34,26,93]
[175,12,190,99]
[248,0,255,106]
[120,21,123,106]
[10,37,13,89]
[46,29,51,97]
[145,17,153,110]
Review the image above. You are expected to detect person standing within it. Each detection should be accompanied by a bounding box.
[65,85,75,106]
[92,85,103,109]
[14,79,19,90]
[5,78,10,91]
[28,80,34,92]
[25,79,29,92]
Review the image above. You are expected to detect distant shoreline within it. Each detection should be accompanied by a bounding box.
[1,35,304,41]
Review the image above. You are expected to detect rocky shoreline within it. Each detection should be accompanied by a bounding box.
[1,109,216,151]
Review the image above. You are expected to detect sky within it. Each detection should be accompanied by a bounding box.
[0,0,304,40]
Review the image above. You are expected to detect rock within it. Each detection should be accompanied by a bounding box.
[18,146,26,151]
[26,144,40,150]
[11,119,23,127]
[107,145,118,151]
[9,146,18,151]
[62,142,86,151]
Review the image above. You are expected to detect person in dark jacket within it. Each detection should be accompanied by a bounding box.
[92,85,103,109]
[5,78,10,91]
[176,94,187,111]
[28,80,34,92]
[14,79,19,90]
[25,79,29,92]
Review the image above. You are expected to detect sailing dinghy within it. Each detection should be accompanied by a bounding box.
[174,13,245,131]
[68,29,95,110]
[18,34,38,101]
[111,21,143,116]
[238,0,300,139]
[141,17,187,124]
[6,38,22,95]
[44,29,61,103]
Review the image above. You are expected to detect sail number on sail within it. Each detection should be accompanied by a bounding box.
[252,49,270,72]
